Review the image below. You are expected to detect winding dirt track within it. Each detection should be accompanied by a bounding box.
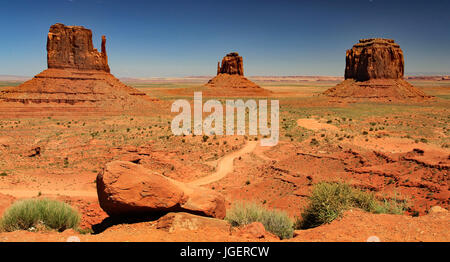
[0,141,260,198]
[189,141,258,186]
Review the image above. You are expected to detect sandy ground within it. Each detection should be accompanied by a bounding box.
[0,79,448,242]
[297,118,339,131]
[0,209,447,242]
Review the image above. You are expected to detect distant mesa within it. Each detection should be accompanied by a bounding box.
[47,23,110,72]
[205,52,271,96]
[217,52,244,76]
[324,38,433,102]
[0,23,155,111]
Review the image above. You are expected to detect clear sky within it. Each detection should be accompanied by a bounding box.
[1,0,449,77]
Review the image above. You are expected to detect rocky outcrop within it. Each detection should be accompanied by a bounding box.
[206,74,261,89]
[324,38,432,102]
[235,222,278,240]
[156,212,230,232]
[217,52,244,76]
[345,38,404,81]
[428,206,448,215]
[47,23,110,72]
[96,161,226,219]
[205,52,270,95]
[0,23,155,109]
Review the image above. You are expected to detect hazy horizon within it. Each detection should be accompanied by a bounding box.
[1,72,449,81]
[1,0,449,78]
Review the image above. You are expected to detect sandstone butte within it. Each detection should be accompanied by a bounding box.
[0,23,155,112]
[324,38,433,102]
[204,52,271,96]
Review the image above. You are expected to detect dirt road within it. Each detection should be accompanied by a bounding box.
[0,141,260,197]
[189,141,258,186]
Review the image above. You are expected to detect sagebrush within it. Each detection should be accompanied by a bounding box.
[0,198,81,232]
[225,201,294,239]
[297,182,408,229]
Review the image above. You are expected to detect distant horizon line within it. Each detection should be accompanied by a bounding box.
[1,72,449,81]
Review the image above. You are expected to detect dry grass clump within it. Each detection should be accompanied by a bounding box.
[225,201,294,239]
[0,198,80,232]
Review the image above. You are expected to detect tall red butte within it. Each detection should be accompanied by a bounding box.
[204,52,271,96]
[324,38,432,102]
[0,23,155,114]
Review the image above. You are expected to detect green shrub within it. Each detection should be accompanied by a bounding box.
[373,193,408,215]
[298,182,356,229]
[225,201,294,239]
[0,198,81,232]
[297,182,407,229]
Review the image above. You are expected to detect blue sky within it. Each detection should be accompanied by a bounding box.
[1,0,449,77]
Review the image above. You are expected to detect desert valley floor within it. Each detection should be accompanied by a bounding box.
[0,78,449,242]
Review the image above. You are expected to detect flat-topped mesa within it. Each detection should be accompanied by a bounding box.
[323,38,433,102]
[345,38,404,81]
[47,23,110,72]
[217,52,244,76]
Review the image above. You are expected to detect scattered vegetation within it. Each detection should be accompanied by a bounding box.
[373,192,409,215]
[63,157,69,168]
[0,199,81,232]
[309,138,319,146]
[296,182,408,229]
[225,201,294,239]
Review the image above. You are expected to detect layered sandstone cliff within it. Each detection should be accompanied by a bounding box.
[324,38,432,102]
[47,23,110,72]
[345,38,404,81]
[217,52,244,76]
[0,23,154,110]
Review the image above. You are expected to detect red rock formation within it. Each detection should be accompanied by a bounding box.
[47,23,110,72]
[205,52,270,96]
[96,161,226,219]
[155,212,231,232]
[236,222,278,239]
[218,52,244,76]
[324,38,432,102]
[345,38,405,81]
[0,23,155,110]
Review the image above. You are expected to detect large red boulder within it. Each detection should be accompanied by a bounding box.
[96,161,226,219]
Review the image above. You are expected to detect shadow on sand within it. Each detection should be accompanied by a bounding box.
[91,212,167,234]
